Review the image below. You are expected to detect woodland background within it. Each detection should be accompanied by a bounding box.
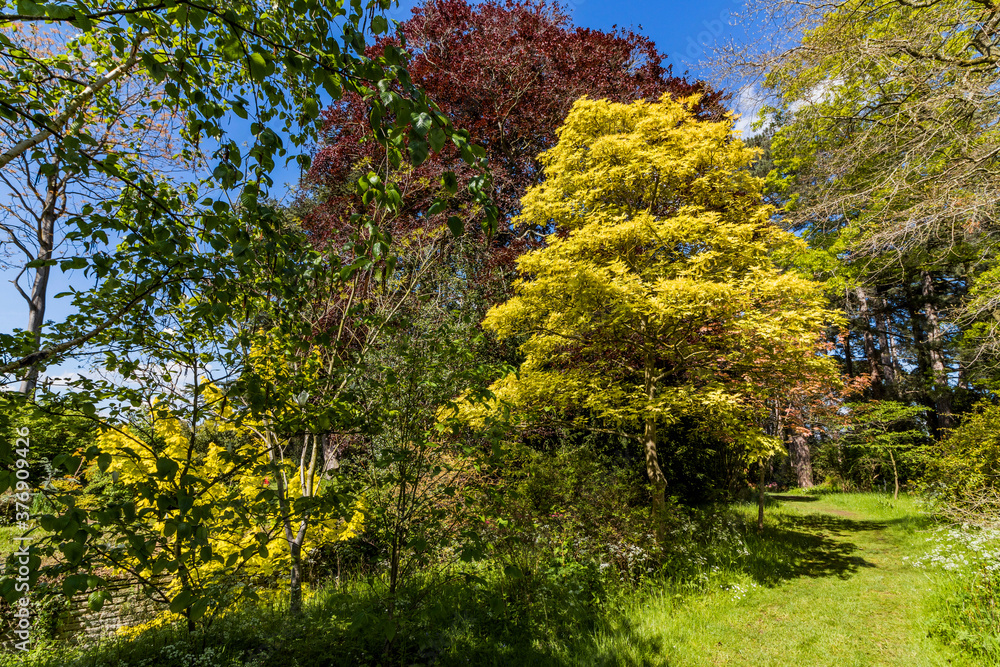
[2,0,1000,665]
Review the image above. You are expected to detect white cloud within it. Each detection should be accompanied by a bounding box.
[732,84,765,138]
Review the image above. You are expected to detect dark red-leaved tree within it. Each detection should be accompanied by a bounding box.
[303,0,727,296]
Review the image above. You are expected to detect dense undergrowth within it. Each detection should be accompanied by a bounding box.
[918,524,1000,662]
[7,491,999,667]
[0,499,766,667]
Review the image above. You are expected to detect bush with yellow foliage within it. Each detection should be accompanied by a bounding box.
[455,95,840,541]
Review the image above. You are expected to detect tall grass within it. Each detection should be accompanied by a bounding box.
[915,522,1000,664]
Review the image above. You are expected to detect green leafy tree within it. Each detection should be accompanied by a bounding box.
[730,0,1000,423]
[0,0,496,388]
[924,401,1000,524]
[844,401,927,499]
[462,95,840,542]
[0,0,499,629]
[0,397,95,481]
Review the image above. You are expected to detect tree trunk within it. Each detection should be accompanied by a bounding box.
[289,541,303,614]
[757,459,766,531]
[644,413,667,545]
[19,171,57,396]
[273,433,315,617]
[642,331,667,546]
[873,290,897,395]
[321,433,341,474]
[888,448,899,501]
[844,328,855,378]
[921,271,952,434]
[844,289,855,377]
[288,433,320,615]
[904,278,932,408]
[174,532,196,633]
[788,428,814,488]
[856,287,884,396]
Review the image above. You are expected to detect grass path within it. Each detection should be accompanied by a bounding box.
[588,493,967,666]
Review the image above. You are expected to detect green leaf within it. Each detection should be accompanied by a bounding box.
[442,171,458,194]
[97,453,112,473]
[371,15,388,35]
[140,52,167,82]
[303,97,319,120]
[190,598,210,621]
[169,590,194,614]
[87,590,108,612]
[63,574,88,596]
[15,0,44,17]
[411,112,433,137]
[429,126,446,153]
[409,138,429,167]
[231,100,248,119]
[60,541,84,564]
[59,257,88,271]
[45,3,73,19]
[447,216,464,237]
[155,457,179,478]
[248,52,268,80]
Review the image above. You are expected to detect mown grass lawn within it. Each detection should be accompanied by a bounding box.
[582,492,969,666]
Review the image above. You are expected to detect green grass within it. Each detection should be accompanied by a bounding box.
[580,492,971,666]
[0,526,23,557]
[3,492,987,666]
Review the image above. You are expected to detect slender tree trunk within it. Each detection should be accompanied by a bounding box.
[844,329,855,378]
[321,433,341,474]
[844,289,855,377]
[174,531,196,633]
[904,278,932,406]
[289,541,303,614]
[287,433,320,615]
[788,428,814,488]
[273,433,316,616]
[873,290,897,396]
[921,271,952,434]
[642,325,667,546]
[644,412,667,545]
[19,171,57,395]
[888,448,899,501]
[856,287,884,396]
[757,459,766,531]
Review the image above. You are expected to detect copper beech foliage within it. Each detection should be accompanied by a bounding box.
[304,0,728,287]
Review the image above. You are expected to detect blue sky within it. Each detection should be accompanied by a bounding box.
[384,0,743,76]
[1,0,747,376]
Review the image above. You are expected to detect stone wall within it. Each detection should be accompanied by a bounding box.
[1,574,169,648]
[58,576,169,642]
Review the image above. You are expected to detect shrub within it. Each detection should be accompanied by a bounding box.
[922,401,1000,525]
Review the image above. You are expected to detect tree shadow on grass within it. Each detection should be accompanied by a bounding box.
[741,512,880,586]
[766,493,819,502]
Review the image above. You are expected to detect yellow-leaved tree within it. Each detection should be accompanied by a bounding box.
[474,95,840,540]
[86,383,365,627]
